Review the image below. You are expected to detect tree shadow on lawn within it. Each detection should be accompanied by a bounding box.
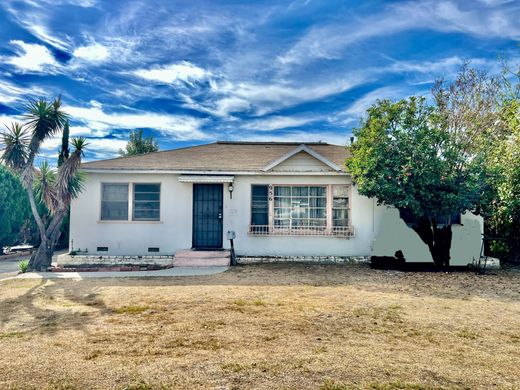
[0,278,113,338]
[1,262,519,338]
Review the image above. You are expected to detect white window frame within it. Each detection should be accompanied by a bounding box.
[100,183,130,221]
[98,182,162,223]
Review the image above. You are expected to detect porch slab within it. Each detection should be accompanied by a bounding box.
[174,249,231,267]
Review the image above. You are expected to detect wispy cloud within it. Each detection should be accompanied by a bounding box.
[242,115,319,131]
[278,0,520,66]
[0,80,46,104]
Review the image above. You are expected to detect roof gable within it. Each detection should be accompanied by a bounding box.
[262,144,343,172]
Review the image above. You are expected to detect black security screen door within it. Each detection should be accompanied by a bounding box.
[192,184,223,249]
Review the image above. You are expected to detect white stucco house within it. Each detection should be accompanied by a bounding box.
[65,141,483,267]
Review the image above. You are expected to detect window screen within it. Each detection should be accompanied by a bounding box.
[133,184,160,221]
[332,185,349,227]
[273,186,327,229]
[251,185,268,225]
[101,183,129,220]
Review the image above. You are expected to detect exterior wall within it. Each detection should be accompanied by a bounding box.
[227,175,376,257]
[70,171,483,265]
[70,171,380,257]
[371,207,484,266]
[70,172,193,256]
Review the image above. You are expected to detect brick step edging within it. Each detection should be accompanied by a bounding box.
[51,264,174,272]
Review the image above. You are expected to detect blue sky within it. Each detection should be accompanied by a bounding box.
[0,0,518,162]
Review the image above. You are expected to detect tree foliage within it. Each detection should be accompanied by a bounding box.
[483,66,520,260]
[346,65,504,266]
[0,165,32,249]
[119,129,159,157]
[0,98,87,270]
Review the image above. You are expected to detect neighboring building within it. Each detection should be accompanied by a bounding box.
[67,141,483,266]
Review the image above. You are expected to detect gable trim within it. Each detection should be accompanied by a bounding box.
[261,144,343,172]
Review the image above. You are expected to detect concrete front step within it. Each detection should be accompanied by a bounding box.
[174,249,230,267]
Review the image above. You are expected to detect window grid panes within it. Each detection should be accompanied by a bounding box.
[273,186,327,229]
[101,184,129,221]
[333,185,349,227]
[251,185,269,226]
[133,184,160,221]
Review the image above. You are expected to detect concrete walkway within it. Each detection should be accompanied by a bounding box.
[3,266,228,281]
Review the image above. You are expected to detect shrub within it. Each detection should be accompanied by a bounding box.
[18,259,29,273]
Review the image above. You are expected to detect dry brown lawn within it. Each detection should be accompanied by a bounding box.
[1,264,520,390]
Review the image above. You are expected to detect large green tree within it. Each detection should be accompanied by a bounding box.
[0,98,87,270]
[0,164,32,249]
[346,66,502,266]
[118,129,159,156]
[483,67,520,261]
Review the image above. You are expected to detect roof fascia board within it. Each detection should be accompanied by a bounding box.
[81,168,348,176]
[261,144,343,172]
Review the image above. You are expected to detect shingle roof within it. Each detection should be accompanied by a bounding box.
[81,141,350,172]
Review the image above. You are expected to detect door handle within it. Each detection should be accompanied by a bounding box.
[218,212,223,219]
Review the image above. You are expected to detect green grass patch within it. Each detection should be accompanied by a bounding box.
[113,305,150,315]
[0,331,25,339]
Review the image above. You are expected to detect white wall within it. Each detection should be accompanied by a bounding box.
[70,171,482,264]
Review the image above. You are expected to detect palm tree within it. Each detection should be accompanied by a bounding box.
[0,98,87,271]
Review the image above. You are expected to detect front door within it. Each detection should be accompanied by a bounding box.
[192,184,223,249]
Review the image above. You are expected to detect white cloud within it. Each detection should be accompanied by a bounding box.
[6,40,58,72]
[214,97,251,117]
[243,116,318,131]
[73,43,109,62]
[132,62,211,85]
[63,103,207,140]
[41,136,127,161]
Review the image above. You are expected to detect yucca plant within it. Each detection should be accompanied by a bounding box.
[0,97,87,271]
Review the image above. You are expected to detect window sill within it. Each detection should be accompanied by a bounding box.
[97,220,164,224]
[248,225,354,238]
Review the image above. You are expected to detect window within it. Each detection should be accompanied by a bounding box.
[274,186,327,229]
[101,183,128,220]
[133,184,160,221]
[333,185,349,227]
[251,185,269,226]
[249,184,354,237]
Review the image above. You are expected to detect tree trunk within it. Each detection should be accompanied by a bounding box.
[412,218,453,267]
[25,181,68,271]
[29,239,54,271]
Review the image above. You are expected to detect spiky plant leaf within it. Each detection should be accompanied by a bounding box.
[0,122,30,171]
[34,161,58,213]
[54,137,88,209]
[23,97,68,156]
